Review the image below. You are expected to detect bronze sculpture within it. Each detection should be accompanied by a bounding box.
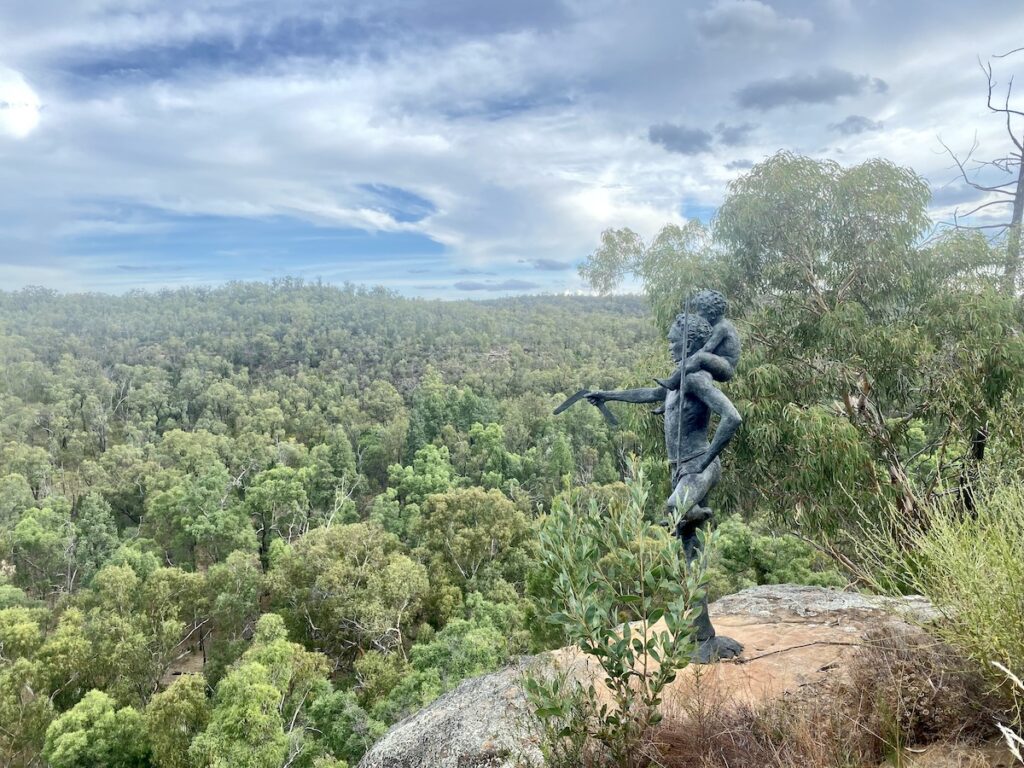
[555,290,743,662]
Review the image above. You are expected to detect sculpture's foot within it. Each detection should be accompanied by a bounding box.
[692,635,743,664]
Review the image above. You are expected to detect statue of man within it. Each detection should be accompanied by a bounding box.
[585,311,743,662]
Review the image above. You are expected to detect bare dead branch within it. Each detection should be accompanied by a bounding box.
[970,158,1021,177]
[982,59,1024,152]
[1004,78,1024,151]
[940,138,1019,193]
[952,222,1011,231]
[994,47,1024,59]
[955,198,1015,219]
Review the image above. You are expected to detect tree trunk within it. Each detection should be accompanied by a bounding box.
[1003,154,1024,293]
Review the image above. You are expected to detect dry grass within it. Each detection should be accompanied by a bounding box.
[650,624,1000,768]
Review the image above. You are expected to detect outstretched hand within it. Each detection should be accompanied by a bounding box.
[586,391,606,405]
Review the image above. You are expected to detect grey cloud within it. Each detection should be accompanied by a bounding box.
[736,68,888,110]
[829,114,884,134]
[454,268,498,276]
[520,258,573,271]
[724,159,754,170]
[454,279,539,291]
[697,0,812,41]
[408,268,431,274]
[930,182,981,209]
[715,121,757,146]
[648,123,713,155]
[2,0,1017,297]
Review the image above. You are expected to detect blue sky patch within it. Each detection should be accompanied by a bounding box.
[358,184,436,223]
[57,207,446,291]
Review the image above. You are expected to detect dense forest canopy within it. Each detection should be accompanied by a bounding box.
[0,282,678,767]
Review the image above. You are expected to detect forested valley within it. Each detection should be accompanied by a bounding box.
[0,283,676,766]
[2,152,1024,767]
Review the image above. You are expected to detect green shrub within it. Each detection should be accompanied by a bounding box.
[43,690,150,768]
[525,467,706,767]
[855,479,1024,684]
[706,514,845,599]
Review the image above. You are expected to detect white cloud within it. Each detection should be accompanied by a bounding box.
[0,67,41,139]
[1,0,1024,292]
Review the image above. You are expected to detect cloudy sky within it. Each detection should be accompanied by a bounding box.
[1,0,1022,296]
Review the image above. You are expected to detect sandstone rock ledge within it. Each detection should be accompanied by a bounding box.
[357,585,936,768]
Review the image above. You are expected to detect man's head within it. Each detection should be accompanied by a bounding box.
[690,290,727,324]
[667,313,712,362]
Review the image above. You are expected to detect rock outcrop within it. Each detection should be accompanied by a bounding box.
[358,585,936,768]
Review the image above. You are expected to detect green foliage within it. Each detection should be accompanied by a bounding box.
[305,689,385,766]
[579,221,719,331]
[189,661,286,768]
[526,469,703,767]
[79,563,205,707]
[705,514,844,599]
[244,466,310,566]
[191,614,333,768]
[0,282,649,765]
[405,369,497,460]
[267,522,429,667]
[0,657,54,766]
[43,689,150,768]
[372,590,528,724]
[415,487,531,602]
[144,675,209,768]
[855,479,1024,684]
[304,428,357,508]
[388,444,457,506]
[203,551,263,684]
[714,153,931,307]
[143,445,256,569]
[11,494,117,597]
[0,473,35,531]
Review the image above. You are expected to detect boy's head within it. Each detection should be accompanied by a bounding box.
[690,290,727,324]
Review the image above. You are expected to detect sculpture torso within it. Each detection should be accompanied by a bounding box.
[664,373,712,463]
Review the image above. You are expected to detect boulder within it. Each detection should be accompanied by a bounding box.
[358,585,936,768]
[357,659,539,768]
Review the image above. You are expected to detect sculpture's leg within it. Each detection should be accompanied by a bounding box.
[678,517,743,663]
[669,461,743,664]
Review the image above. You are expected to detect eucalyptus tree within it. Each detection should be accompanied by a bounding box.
[579,152,1022,537]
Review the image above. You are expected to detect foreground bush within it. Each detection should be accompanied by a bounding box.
[856,479,1024,684]
[526,468,707,768]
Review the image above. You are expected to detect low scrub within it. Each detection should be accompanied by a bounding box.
[525,467,707,768]
[853,479,1024,692]
[656,624,997,768]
